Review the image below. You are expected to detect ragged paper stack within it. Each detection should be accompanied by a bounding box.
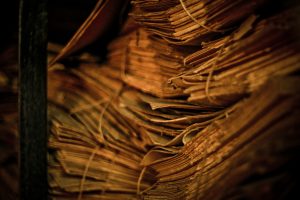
[48,0,300,199]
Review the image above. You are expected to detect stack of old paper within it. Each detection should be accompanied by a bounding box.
[141,77,300,200]
[116,88,233,146]
[48,0,300,199]
[48,64,157,199]
[131,0,267,44]
[107,27,194,98]
[48,62,300,199]
[169,10,300,106]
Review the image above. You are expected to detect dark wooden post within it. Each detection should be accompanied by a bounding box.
[19,0,48,199]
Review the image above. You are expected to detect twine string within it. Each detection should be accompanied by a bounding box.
[78,147,99,200]
[179,0,228,33]
[205,35,232,104]
[98,86,124,145]
[137,167,147,195]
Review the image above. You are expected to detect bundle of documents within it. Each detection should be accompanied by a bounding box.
[48,0,300,199]
[169,10,300,106]
[131,0,266,44]
[116,88,231,146]
[142,77,300,199]
[48,65,156,199]
[107,27,193,98]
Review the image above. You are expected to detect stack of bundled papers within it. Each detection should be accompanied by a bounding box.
[48,0,300,199]
[141,77,300,199]
[48,65,156,199]
[107,27,193,98]
[131,0,267,44]
[170,10,300,106]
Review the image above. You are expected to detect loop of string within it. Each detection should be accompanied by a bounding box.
[179,0,228,33]
[178,0,234,105]
[205,35,232,105]
[77,80,124,199]
[204,14,257,105]
[98,86,124,145]
[137,167,147,195]
[98,98,112,145]
[78,146,99,200]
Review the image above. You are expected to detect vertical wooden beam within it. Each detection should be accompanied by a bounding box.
[19,0,48,199]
